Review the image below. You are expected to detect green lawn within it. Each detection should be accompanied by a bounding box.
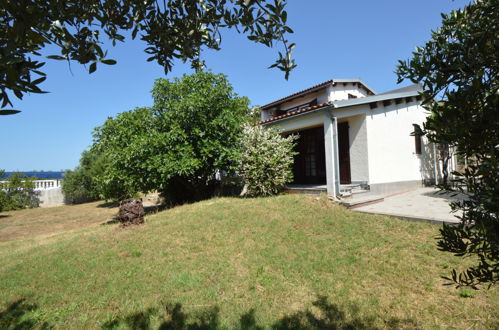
[0,195,497,329]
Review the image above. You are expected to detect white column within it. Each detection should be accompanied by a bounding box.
[323,113,339,197]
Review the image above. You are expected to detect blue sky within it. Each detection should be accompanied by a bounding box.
[1,0,469,171]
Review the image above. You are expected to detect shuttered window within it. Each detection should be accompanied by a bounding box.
[415,135,422,155]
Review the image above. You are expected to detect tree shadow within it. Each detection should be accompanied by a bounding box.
[421,189,467,203]
[0,214,11,219]
[1,297,418,329]
[97,201,120,208]
[102,303,220,330]
[0,298,52,329]
[102,296,419,330]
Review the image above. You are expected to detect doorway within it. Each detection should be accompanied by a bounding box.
[292,126,327,185]
[338,122,351,184]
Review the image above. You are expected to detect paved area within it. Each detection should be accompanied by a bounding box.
[354,187,465,224]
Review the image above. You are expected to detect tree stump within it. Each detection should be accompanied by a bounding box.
[117,198,145,227]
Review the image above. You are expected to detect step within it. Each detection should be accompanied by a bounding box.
[340,194,384,209]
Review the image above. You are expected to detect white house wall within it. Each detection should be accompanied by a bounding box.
[329,83,369,101]
[365,101,430,185]
[339,114,369,183]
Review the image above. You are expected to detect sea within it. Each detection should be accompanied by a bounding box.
[3,171,64,179]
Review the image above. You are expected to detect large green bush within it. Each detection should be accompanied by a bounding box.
[0,171,39,211]
[62,149,126,203]
[92,71,250,204]
[238,125,297,197]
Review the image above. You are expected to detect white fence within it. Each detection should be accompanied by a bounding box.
[0,179,62,190]
[0,179,64,207]
[33,179,62,190]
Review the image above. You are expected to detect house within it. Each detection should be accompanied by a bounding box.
[258,78,455,197]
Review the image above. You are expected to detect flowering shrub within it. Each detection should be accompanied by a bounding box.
[238,125,297,197]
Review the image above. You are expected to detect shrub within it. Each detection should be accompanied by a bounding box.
[62,168,96,204]
[0,171,39,211]
[92,71,250,204]
[62,149,128,203]
[238,125,297,197]
[62,150,100,204]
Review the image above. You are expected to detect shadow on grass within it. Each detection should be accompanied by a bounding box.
[97,201,120,208]
[1,297,418,329]
[0,214,11,219]
[102,296,418,330]
[0,298,52,329]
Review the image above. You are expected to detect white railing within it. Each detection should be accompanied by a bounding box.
[33,180,62,190]
[0,179,62,190]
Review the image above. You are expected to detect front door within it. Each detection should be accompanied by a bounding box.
[338,122,351,184]
[292,126,326,184]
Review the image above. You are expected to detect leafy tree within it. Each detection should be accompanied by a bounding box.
[62,149,120,203]
[238,124,296,197]
[93,71,250,204]
[397,0,498,288]
[0,170,6,211]
[0,0,295,114]
[0,171,39,211]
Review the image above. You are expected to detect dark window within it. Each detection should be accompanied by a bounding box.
[395,98,403,104]
[415,135,422,155]
[369,102,378,109]
[383,100,392,107]
[348,93,357,99]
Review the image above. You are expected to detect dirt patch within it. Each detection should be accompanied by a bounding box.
[0,201,118,242]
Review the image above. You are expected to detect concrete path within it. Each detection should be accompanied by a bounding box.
[354,187,465,225]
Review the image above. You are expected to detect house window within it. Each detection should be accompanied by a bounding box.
[414,135,422,155]
[348,93,357,99]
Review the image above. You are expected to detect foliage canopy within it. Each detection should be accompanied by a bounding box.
[93,71,250,203]
[0,0,294,114]
[397,0,498,288]
[62,149,116,203]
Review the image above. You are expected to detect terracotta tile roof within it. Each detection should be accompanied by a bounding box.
[257,101,332,125]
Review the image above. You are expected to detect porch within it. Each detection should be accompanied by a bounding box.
[276,109,369,198]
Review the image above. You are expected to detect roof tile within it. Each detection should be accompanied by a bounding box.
[257,102,332,125]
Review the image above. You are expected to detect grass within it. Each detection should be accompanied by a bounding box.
[0,195,497,329]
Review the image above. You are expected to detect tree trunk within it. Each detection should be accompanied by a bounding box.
[117,198,145,227]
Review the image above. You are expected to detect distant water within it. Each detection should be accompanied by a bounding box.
[3,171,64,179]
